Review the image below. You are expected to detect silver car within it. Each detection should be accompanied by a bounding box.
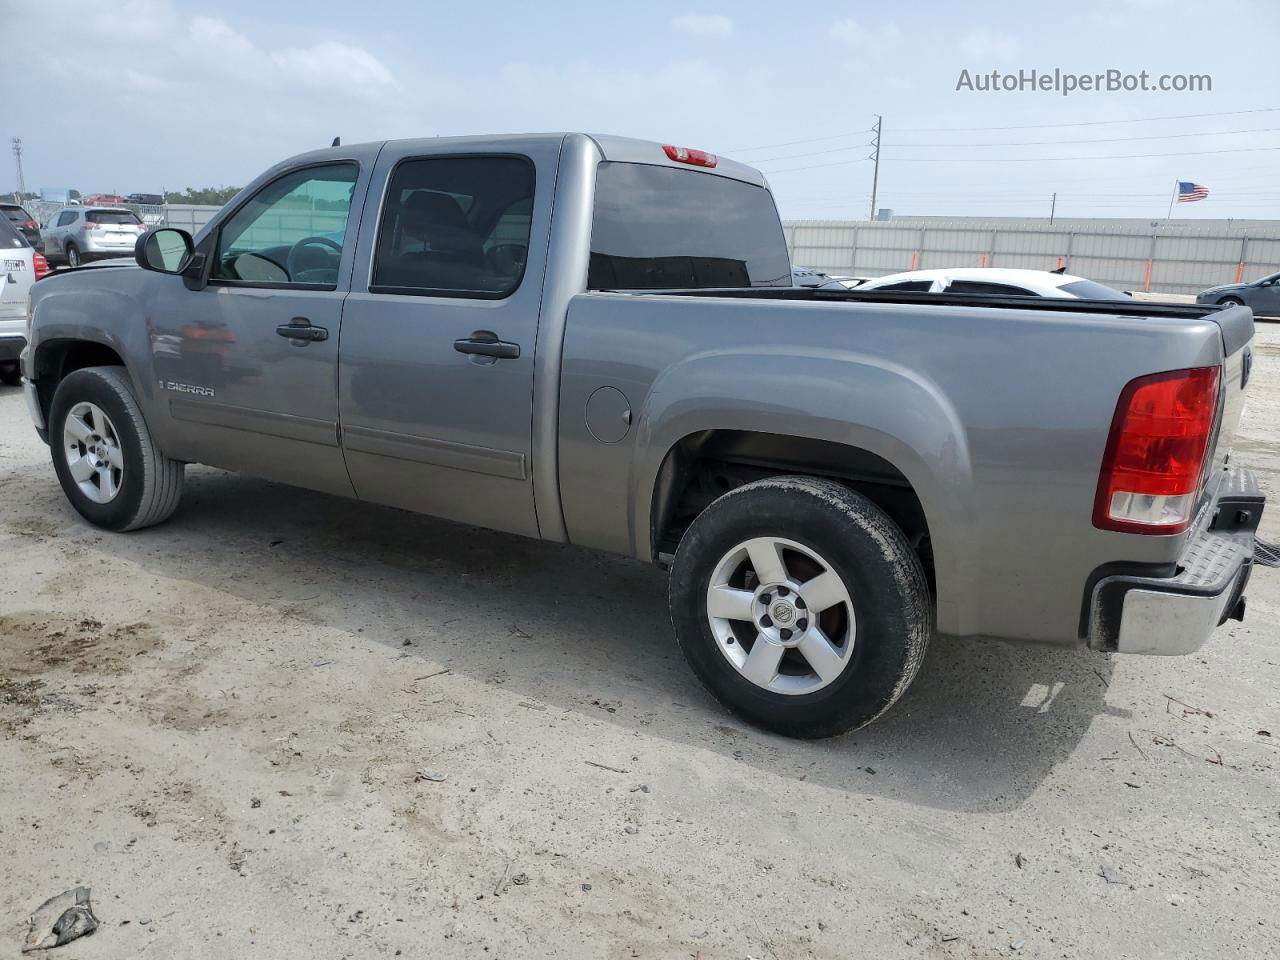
[1197,272,1280,317]
[42,206,147,267]
[0,214,47,385]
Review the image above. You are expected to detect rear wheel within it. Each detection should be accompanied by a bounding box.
[65,242,81,267]
[49,366,184,531]
[669,476,932,738]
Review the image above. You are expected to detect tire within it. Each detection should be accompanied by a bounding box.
[1218,296,1244,306]
[669,476,932,739]
[0,362,19,386]
[48,366,184,531]
[65,242,81,268]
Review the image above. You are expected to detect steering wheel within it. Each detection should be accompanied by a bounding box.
[287,236,343,280]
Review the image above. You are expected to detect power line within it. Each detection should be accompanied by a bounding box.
[751,126,1280,166]
[893,106,1280,132]
[730,106,1280,154]
[764,145,1280,174]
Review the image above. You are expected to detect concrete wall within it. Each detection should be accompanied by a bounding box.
[783,217,1280,295]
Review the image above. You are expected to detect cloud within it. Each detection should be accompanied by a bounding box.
[828,19,901,49]
[957,27,1021,59]
[672,13,734,38]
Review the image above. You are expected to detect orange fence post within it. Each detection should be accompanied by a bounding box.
[910,250,919,270]
[1056,255,1064,271]
[1235,262,1245,283]
[979,253,988,268]
[1143,259,1153,292]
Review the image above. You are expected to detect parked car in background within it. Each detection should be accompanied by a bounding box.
[126,193,166,206]
[81,193,127,207]
[42,206,147,267]
[1197,272,1280,316]
[2,202,44,251]
[858,267,1128,299]
[0,214,49,385]
[20,132,1263,739]
[791,266,872,289]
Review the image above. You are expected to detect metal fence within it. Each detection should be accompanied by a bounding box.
[783,218,1280,295]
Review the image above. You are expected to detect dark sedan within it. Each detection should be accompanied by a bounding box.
[1197,272,1280,317]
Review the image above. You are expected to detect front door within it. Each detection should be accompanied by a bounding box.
[149,160,368,496]
[339,142,557,538]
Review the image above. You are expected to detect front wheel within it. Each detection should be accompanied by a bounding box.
[669,476,932,738]
[1218,296,1244,306]
[49,366,184,531]
[0,362,19,386]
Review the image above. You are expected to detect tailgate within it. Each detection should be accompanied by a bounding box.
[0,250,33,319]
[1205,304,1254,493]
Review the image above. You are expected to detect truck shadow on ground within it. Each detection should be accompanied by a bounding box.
[43,467,1123,815]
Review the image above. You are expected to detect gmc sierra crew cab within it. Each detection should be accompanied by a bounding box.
[20,133,1263,738]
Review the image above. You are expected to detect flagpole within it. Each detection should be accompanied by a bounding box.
[1167,179,1178,219]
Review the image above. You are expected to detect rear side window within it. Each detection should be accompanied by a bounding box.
[588,162,790,290]
[57,210,78,226]
[946,281,1036,297]
[873,280,933,292]
[371,156,535,298]
[86,209,142,225]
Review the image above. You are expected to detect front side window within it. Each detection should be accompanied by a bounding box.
[588,162,791,290]
[371,156,535,298]
[212,163,357,287]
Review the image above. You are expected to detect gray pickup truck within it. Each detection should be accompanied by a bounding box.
[21,133,1263,738]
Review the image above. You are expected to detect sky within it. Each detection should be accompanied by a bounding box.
[4,0,1278,221]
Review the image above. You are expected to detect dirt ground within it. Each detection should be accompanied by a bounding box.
[2,327,1279,960]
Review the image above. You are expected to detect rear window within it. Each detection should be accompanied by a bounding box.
[86,209,142,225]
[1058,279,1127,299]
[0,216,27,248]
[2,206,29,223]
[588,162,790,290]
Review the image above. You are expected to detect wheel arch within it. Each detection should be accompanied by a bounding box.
[31,337,131,426]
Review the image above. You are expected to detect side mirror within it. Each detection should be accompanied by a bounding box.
[135,228,194,274]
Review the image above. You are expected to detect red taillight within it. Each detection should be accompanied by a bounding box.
[662,144,718,168]
[33,252,49,279]
[23,219,37,230]
[1093,367,1220,534]
[85,221,100,230]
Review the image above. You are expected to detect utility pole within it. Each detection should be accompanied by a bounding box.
[868,115,882,221]
[1049,192,1056,224]
[11,138,26,200]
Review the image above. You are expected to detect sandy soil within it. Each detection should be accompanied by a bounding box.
[2,327,1279,959]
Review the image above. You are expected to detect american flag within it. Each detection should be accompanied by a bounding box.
[1177,181,1209,203]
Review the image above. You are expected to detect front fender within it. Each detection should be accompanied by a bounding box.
[631,346,978,636]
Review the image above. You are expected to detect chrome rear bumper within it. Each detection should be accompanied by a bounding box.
[1089,467,1261,655]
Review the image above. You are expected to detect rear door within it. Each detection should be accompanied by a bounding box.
[338,139,558,538]
[0,217,33,326]
[147,156,376,495]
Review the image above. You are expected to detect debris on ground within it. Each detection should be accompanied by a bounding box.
[415,770,447,783]
[583,760,627,774]
[1098,864,1128,885]
[1014,853,1026,869]
[22,886,99,952]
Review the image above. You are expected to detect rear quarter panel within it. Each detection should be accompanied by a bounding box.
[558,293,1225,644]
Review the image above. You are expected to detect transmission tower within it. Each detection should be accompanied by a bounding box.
[11,138,26,199]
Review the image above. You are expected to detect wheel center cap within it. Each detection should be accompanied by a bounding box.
[770,601,795,625]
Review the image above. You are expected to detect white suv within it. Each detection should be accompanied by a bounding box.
[43,206,147,267]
